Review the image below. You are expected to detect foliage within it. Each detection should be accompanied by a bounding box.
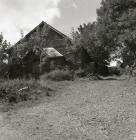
[15,24,49,58]
[0,79,47,103]
[0,62,9,79]
[0,33,11,78]
[97,0,136,66]
[108,67,121,76]
[71,23,110,74]
[75,68,86,77]
[0,33,10,61]
[7,24,51,79]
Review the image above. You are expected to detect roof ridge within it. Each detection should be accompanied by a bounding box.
[43,21,72,41]
[14,21,72,46]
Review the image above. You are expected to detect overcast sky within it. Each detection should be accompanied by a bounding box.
[0,0,101,44]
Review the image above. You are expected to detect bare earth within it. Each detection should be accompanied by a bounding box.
[0,78,136,140]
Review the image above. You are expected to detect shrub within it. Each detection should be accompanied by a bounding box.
[0,79,46,103]
[43,69,73,81]
[76,69,86,77]
[108,67,121,76]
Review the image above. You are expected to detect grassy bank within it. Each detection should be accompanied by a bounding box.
[0,79,52,104]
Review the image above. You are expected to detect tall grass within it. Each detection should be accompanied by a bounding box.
[42,69,74,81]
[0,79,47,103]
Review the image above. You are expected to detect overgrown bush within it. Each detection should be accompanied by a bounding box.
[43,69,73,81]
[108,67,121,76]
[0,79,46,103]
[76,69,87,77]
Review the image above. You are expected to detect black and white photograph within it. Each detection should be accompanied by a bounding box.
[0,0,136,139]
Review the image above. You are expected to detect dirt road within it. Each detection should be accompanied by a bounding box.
[0,78,136,140]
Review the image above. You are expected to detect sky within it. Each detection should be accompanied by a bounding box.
[0,0,102,44]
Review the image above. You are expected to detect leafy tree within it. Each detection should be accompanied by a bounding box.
[97,0,136,66]
[14,24,50,76]
[0,33,11,78]
[71,23,109,74]
[27,24,50,73]
[0,33,11,62]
